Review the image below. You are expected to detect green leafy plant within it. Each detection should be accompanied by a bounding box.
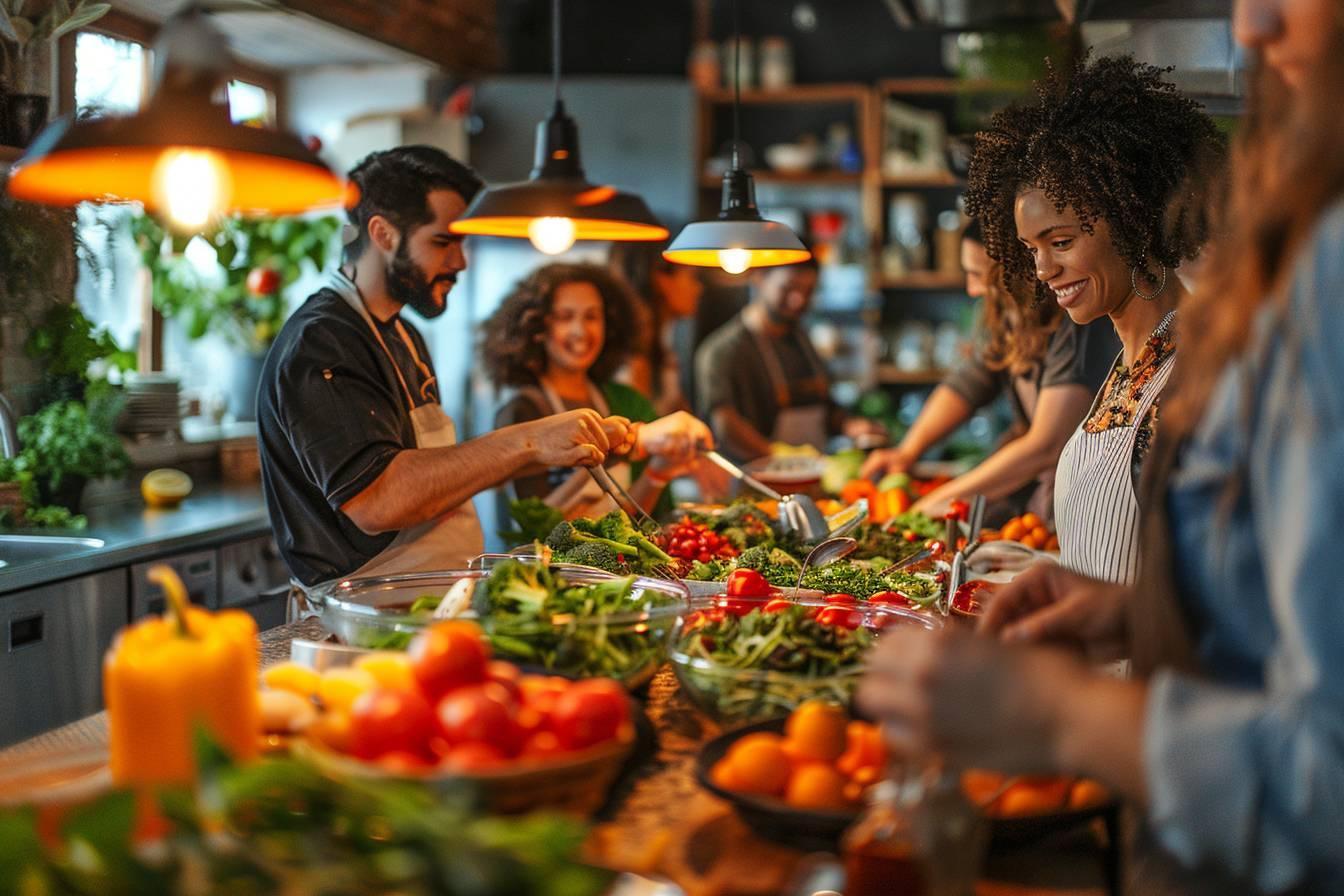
[131,212,341,354]
[18,399,128,491]
[0,454,87,528]
[24,302,135,404]
[0,0,111,92]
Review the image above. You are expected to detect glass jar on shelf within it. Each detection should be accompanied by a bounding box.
[721,37,755,91]
[758,36,793,90]
[688,40,721,92]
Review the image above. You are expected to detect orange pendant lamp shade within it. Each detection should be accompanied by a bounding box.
[6,10,350,226]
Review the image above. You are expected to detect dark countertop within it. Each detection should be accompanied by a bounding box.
[0,483,271,594]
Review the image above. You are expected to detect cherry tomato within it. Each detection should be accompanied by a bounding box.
[903,530,919,542]
[762,598,793,613]
[549,678,630,750]
[486,660,524,707]
[947,499,970,521]
[823,593,856,605]
[245,266,280,296]
[520,729,568,761]
[438,741,507,771]
[869,590,914,608]
[726,568,771,597]
[349,687,436,760]
[816,607,863,629]
[721,596,757,617]
[434,682,522,756]
[378,749,433,775]
[409,621,489,701]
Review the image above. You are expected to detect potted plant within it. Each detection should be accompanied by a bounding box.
[24,302,135,405]
[17,397,128,512]
[0,0,111,146]
[131,212,341,420]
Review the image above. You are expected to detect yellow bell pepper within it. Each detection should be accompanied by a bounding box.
[104,565,259,786]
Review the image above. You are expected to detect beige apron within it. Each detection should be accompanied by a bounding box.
[520,379,633,518]
[331,272,484,576]
[748,325,830,450]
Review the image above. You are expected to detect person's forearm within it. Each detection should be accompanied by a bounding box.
[342,426,540,534]
[897,385,974,460]
[1053,676,1149,806]
[629,472,666,511]
[711,407,773,460]
[926,431,1062,505]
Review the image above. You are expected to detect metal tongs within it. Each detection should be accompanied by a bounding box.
[585,465,682,581]
[937,494,985,615]
[700,449,833,542]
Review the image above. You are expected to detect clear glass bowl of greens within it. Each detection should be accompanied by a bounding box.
[668,593,941,724]
[306,562,690,689]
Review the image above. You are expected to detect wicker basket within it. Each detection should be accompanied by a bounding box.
[296,732,634,816]
[220,437,261,483]
[0,481,26,521]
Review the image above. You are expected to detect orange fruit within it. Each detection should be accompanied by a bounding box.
[850,765,881,788]
[710,758,745,791]
[1045,534,1060,551]
[141,468,193,509]
[724,734,791,796]
[960,769,1006,806]
[836,721,885,776]
[1020,533,1044,550]
[1020,513,1043,531]
[1030,526,1050,544]
[997,778,1071,816]
[1000,519,1026,542]
[306,709,355,754]
[785,763,850,810]
[1068,779,1109,809]
[785,701,848,762]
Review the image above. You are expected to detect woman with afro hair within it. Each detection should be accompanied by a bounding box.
[963,53,1225,585]
[482,262,712,519]
[860,0,1344,888]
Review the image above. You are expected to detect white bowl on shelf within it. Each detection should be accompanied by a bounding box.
[764,143,818,173]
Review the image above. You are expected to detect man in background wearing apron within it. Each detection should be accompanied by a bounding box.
[257,146,633,588]
[694,256,882,462]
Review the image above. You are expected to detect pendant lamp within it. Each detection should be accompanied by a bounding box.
[6,8,350,230]
[448,0,667,255]
[663,0,810,274]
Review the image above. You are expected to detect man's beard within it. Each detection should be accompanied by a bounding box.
[386,243,454,320]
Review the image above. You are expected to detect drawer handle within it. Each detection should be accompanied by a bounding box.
[9,613,44,651]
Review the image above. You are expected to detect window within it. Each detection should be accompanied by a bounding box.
[227,80,274,126]
[73,32,150,355]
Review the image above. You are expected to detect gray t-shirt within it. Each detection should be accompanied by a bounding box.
[942,316,1120,431]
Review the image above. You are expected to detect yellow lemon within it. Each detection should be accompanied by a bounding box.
[262,661,322,699]
[141,468,193,508]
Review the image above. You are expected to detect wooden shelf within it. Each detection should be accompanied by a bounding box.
[876,365,947,386]
[0,145,23,166]
[700,170,862,188]
[880,272,965,290]
[697,83,870,105]
[881,172,962,188]
[878,78,1030,96]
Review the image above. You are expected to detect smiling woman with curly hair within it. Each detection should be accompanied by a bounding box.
[963,53,1225,585]
[482,262,711,520]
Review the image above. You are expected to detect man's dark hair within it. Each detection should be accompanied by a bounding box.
[964,54,1225,305]
[344,145,483,262]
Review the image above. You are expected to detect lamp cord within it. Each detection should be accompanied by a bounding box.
[731,0,740,170]
[552,0,562,108]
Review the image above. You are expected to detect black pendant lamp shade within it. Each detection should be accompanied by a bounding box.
[6,8,351,228]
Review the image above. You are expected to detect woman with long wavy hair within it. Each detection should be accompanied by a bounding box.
[859,1,1344,891]
[861,220,1118,526]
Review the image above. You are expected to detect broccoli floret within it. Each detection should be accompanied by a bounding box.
[734,545,773,571]
[588,511,675,565]
[545,520,639,556]
[558,541,624,573]
[485,559,556,611]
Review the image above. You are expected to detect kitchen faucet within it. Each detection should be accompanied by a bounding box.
[0,392,19,460]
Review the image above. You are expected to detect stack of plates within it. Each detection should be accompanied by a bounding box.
[118,373,183,436]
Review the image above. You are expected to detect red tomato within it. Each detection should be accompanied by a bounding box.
[378,750,433,775]
[549,679,629,750]
[409,620,489,701]
[868,590,914,608]
[349,687,435,760]
[520,729,568,761]
[245,266,281,296]
[725,568,771,597]
[435,683,522,756]
[823,593,856,605]
[487,660,524,707]
[439,741,507,771]
[816,607,863,630]
[762,598,793,613]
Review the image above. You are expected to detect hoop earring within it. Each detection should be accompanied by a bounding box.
[1131,263,1167,301]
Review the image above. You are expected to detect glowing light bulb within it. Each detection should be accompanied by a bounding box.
[528,216,577,255]
[718,248,752,275]
[152,148,231,231]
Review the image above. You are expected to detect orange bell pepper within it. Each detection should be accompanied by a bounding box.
[104,565,259,787]
[841,479,877,506]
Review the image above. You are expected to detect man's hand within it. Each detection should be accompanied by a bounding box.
[522,409,624,469]
[860,445,917,480]
[979,562,1132,662]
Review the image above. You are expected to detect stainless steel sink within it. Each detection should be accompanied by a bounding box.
[0,534,106,567]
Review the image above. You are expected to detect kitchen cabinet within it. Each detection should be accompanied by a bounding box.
[0,570,126,748]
